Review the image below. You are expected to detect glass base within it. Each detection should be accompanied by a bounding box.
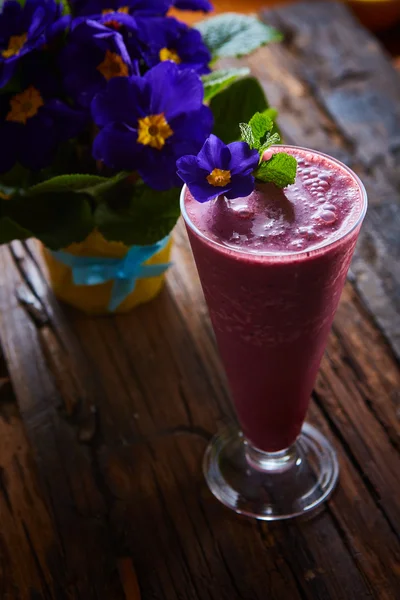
[203,422,339,521]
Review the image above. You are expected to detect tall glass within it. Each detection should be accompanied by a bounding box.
[181,146,367,520]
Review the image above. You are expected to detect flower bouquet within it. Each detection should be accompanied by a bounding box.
[0,0,280,314]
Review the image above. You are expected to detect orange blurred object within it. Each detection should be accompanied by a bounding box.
[345,0,400,31]
[173,0,400,32]
[170,0,280,24]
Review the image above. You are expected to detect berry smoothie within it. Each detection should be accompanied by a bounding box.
[182,146,366,452]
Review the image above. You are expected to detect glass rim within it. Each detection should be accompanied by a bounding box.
[180,145,368,261]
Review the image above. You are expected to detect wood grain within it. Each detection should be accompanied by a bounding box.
[0,2,399,599]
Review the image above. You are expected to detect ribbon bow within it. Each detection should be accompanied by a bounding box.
[52,236,171,312]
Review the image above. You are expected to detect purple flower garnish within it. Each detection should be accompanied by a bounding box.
[177,134,259,202]
[91,61,213,190]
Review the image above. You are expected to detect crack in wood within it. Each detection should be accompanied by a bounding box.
[0,466,13,515]
[22,521,53,600]
[324,506,375,597]
[215,540,248,600]
[165,283,233,418]
[178,381,194,428]
[312,391,400,542]
[331,325,400,454]
[257,523,309,600]
[149,463,205,600]
[16,286,49,328]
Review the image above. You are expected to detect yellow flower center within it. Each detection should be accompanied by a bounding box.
[159,47,181,64]
[102,6,129,14]
[2,33,28,58]
[97,50,129,81]
[6,86,44,125]
[206,168,231,187]
[137,113,173,150]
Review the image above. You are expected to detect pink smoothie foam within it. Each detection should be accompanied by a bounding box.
[183,146,366,452]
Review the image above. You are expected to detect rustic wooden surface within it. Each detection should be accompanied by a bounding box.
[0,2,399,598]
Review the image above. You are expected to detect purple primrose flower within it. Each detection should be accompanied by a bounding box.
[0,0,65,87]
[60,16,139,108]
[177,134,259,202]
[0,70,87,173]
[137,16,211,74]
[91,61,213,190]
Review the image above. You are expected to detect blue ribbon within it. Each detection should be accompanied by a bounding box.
[52,236,171,312]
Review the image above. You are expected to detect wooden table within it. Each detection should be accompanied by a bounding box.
[0,2,399,598]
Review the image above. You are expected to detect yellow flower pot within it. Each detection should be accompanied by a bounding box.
[42,230,172,315]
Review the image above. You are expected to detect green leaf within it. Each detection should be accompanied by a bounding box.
[210,76,269,143]
[0,217,31,244]
[196,13,282,58]
[2,191,95,249]
[263,107,281,141]
[255,153,297,188]
[202,67,250,102]
[239,111,280,156]
[259,132,281,154]
[239,123,255,148]
[246,112,281,154]
[95,181,180,246]
[28,174,110,195]
[249,112,273,144]
[60,0,71,15]
[27,172,132,207]
[241,110,281,154]
[0,163,32,189]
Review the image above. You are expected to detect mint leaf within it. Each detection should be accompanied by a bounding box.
[196,13,282,59]
[241,111,281,154]
[248,111,281,154]
[202,67,250,102]
[249,112,273,146]
[263,108,279,129]
[95,182,180,246]
[210,76,269,143]
[255,153,297,188]
[259,132,281,154]
[239,123,255,148]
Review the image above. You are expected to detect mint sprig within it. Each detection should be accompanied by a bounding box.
[239,112,297,188]
[255,154,297,188]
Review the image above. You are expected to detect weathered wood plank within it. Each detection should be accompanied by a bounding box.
[0,367,57,600]
[0,244,127,599]
[219,0,400,360]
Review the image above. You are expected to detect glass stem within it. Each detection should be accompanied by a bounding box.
[245,439,298,474]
